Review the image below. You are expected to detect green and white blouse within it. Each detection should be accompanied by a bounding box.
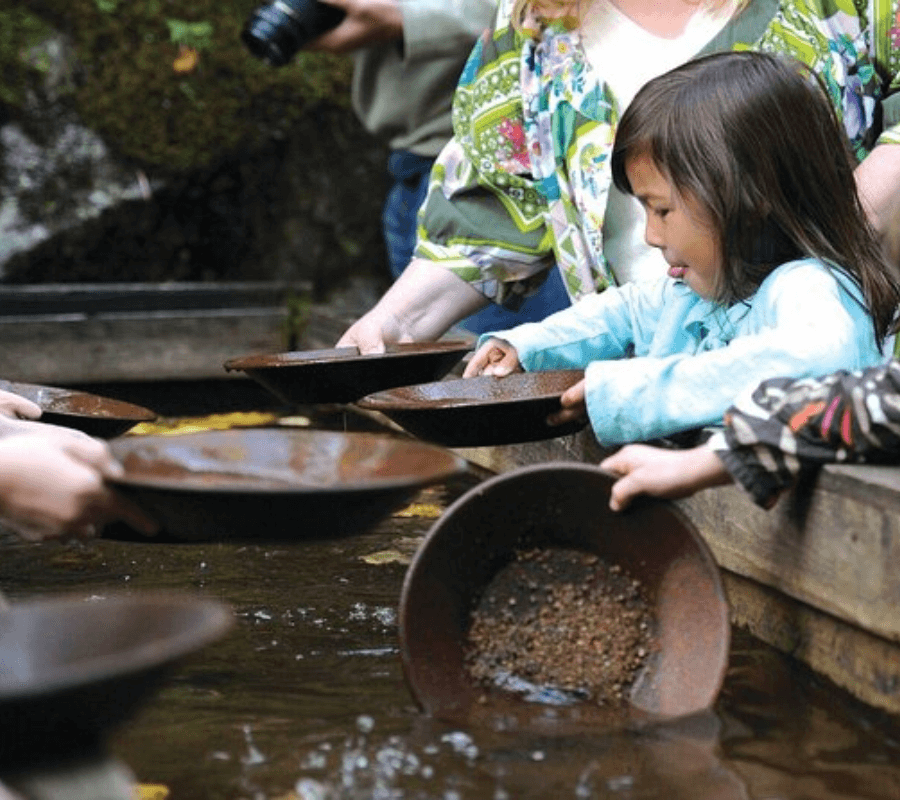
[415,0,900,307]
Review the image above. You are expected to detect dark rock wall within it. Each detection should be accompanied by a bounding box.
[1,2,392,298]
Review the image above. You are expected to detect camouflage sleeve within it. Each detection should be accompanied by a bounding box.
[709,359,900,507]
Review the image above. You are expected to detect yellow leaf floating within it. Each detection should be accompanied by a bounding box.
[361,549,409,565]
[394,502,442,519]
[129,412,281,437]
[135,785,170,800]
[173,44,199,74]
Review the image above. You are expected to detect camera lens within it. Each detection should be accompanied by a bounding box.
[241,0,345,66]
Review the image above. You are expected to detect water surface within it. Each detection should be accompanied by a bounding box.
[1,477,899,800]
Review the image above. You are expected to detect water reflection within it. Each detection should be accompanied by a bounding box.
[0,475,899,799]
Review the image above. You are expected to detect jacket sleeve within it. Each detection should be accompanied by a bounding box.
[707,359,900,507]
[581,262,883,445]
[484,278,669,369]
[401,0,498,62]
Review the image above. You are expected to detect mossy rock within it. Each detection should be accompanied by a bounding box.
[25,0,354,171]
[0,7,56,108]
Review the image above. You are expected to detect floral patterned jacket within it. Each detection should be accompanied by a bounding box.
[415,0,900,307]
[707,359,900,507]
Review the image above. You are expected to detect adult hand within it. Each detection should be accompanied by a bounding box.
[306,0,404,54]
[547,378,587,426]
[0,389,41,420]
[0,433,158,542]
[337,258,488,353]
[599,443,731,511]
[0,414,100,444]
[463,338,521,377]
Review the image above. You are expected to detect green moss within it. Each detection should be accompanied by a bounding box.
[0,8,54,106]
[33,0,353,170]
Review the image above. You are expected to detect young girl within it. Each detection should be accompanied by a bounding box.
[602,186,900,510]
[464,51,900,446]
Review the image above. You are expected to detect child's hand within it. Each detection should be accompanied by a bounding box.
[547,379,587,426]
[600,444,731,511]
[463,338,522,377]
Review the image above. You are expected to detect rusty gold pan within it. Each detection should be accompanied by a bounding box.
[399,463,729,734]
[0,379,156,439]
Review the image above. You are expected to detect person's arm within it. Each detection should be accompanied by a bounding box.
[855,143,900,236]
[308,0,495,55]
[336,258,489,352]
[487,280,655,372]
[602,359,900,512]
[724,361,900,459]
[306,0,403,53]
[580,261,883,445]
[0,428,158,541]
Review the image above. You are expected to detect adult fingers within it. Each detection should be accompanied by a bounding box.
[0,391,42,420]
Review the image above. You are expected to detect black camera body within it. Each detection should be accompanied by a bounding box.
[242,0,346,66]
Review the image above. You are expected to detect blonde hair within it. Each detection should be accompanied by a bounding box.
[511,0,739,35]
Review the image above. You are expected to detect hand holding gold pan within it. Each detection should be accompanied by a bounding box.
[399,463,729,734]
[356,370,587,447]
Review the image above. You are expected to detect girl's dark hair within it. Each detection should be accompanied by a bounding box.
[611,50,900,346]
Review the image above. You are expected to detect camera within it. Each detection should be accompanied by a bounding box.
[242,0,345,66]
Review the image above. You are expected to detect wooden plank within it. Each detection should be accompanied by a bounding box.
[0,310,289,383]
[678,466,900,644]
[0,282,366,385]
[725,571,900,714]
[0,281,307,316]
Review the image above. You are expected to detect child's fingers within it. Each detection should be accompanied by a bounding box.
[482,350,520,377]
[608,474,641,511]
[599,445,641,477]
[548,380,587,426]
[463,339,518,377]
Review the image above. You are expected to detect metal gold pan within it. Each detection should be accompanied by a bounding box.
[356,370,587,447]
[0,379,156,439]
[0,592,233,765]
[399,463,730,734]
[106,428,468,541]
[224,341,471,405]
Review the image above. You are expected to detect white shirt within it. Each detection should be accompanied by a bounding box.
[581,0,734,284]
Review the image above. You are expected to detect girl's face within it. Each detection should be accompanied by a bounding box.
[626,152,722,300]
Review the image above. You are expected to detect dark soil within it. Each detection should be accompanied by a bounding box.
[465,548,656,707]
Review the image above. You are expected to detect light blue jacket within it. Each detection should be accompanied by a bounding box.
[481,259,887,445]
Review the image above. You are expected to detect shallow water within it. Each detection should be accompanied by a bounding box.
[1,475,900,800]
